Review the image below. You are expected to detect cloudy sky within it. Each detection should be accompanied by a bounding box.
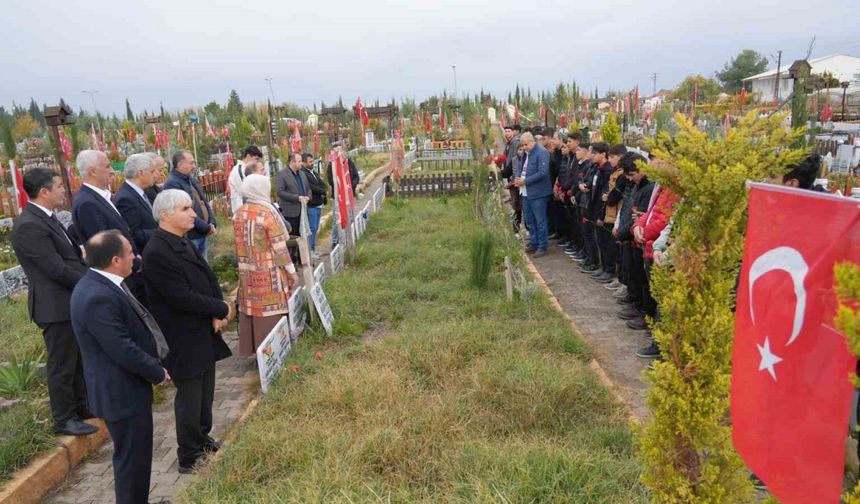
[1,0,857,116]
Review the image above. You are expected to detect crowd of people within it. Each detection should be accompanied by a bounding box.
[9,145,352,504]
[498,123,823,364]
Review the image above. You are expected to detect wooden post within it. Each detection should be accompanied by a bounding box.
[504,256,514,301]
[298,200,316,324]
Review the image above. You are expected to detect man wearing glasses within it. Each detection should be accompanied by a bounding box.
[164,150,217,260]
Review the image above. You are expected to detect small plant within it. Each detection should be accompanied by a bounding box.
[469,230,494,289]
[0,352,43,399]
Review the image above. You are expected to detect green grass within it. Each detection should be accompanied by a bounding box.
[0,401,55,483]
[180,197,645,503]
[0,296,44,363]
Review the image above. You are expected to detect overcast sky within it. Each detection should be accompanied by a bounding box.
[1,0,857,116]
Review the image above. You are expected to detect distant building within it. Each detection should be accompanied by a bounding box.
[742,54,860,103]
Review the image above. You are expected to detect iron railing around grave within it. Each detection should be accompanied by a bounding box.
[396,172,473,197]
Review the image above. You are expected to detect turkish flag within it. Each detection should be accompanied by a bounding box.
[333,153,354,230]
[732,182,860,503]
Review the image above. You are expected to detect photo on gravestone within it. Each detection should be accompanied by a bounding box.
[287,286,308,342]
[310,281,334,336]
[1,266,28,297]
[255,316,291,393]
[314,263,326,287]
[330,244,344,275]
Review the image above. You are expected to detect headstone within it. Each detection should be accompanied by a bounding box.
[255,316,292,393]
[287,286,308,342]
[309,282,334,336]
[330,244,344,275]
[0,266,28,300]
[314,263,326,287]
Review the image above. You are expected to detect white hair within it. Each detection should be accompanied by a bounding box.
[76,150,106,179]
[520,132,535,143]
[124,153,154,179]
[152,189,192,222]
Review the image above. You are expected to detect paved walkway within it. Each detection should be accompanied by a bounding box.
[44,168,391,504]
[528,242,652,420]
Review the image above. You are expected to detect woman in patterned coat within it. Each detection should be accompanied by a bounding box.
[232,174,299,356]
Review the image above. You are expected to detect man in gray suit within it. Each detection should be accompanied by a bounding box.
[275,153,310,235]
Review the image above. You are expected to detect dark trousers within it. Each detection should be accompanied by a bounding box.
[284,214,301,263]
[565,202,583,248]
[582,220,599,265]
[596,225,617,274]
[38,321,87,425]
[550,198,566,238]
[508,187,523,231]
[630,247,647,311]
[620,241,633,286]
[643,258,658,317]
[174,366,215,466]
[547,197,558,235]
[106,412,153,504]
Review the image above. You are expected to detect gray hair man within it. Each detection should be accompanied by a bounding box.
[115,153,159,251]
[162,150,217,260]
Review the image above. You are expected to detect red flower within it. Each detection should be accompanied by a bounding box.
[315,352,323,360]
[290,364,300,373]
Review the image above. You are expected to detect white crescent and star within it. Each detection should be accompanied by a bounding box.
[747,247,809,381]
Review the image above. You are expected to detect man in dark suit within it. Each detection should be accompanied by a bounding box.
[275,153,311,235]
[10,168,96,436]
[73,149,147,302]
[143,189,234,474]
[72,230,170,504]
[115,153,158,252]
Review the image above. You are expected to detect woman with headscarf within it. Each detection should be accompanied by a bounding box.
[232,173,299,356]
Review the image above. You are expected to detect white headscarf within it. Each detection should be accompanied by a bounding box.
[241,174,292,236]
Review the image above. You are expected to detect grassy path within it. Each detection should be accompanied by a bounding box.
[180,196,645,503]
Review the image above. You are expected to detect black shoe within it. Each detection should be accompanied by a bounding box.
[525,246,537,254]
[616,296,633,305]
[749,474,767,491]
[150,500,171,504]
[178,456,208,475]
[556,240,570,247]
[54,419,99,436]
[203,437,222,453]
[548,233,561,240]
[636,342,661,359]
[595,272,615,283]
[580,264,599,273]
[563,247,577,254]
[533,249,548,258]
[626,317,649,330]
[618,306,641,320]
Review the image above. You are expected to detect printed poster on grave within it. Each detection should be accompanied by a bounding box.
[255,316,292,393]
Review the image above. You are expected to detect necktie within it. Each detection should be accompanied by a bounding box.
[49,213,76,249]
[120,282,169,360]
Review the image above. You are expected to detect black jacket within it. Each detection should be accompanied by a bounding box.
[586,161,612,221]
[549,148,562,184]
[163,171,216,240]
[617,176,652,242]
[72,184,136,252]
[303,168,327,208]
[71,270,164,422]
[114,181,158,252]
[576,160,595,211]
[11,203,88,324]
[142,229,230,381]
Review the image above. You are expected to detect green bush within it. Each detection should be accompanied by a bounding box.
[0,401,55,482]
[0,352,43,399]
[469,230,494,289]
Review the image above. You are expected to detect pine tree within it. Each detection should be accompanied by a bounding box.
[638,112,805,502]
[125,98,135,122]
[227,89,244,117]
[600,113,621,145]
[1,119,16,159]
[28,98,44,123]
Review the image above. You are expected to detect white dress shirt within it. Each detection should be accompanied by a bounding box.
[92,268,125,288]
[84,183,121,214]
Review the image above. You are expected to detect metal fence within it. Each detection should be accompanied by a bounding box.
[417,148,473,160]
[396,172,473,196]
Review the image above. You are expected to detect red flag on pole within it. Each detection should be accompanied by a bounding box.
[176,126,184,144]
[333,153,355,230]
[439,107,446,130]
[313,130,320,155]
[424,114,431,134]
[514,106,520,124]
[821,103,833,122]
[740,86,748,105]
[11,161,28,212]
[731,183,860,504]
[224,144,233,195]
[291,121,302,152]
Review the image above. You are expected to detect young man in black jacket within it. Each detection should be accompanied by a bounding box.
[615,153,654,310]
[573,143,597,267]
[581,142,611,274]
[592,144,627,283]
[302,153,327,258]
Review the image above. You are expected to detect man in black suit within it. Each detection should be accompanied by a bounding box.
[10,168,96,436]
[71,230,170,504]
[143,189,234,474]
[72,149,146,301]
[115,153,158,251]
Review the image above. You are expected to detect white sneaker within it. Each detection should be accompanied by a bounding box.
[311,251,320,260]
[605,279,623,290]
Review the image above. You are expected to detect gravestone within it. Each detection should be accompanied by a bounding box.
[309,282,334,336]
[255,316,292,393]
[314,263,326,287]
[330,244,344,275]
[287,286,308,342]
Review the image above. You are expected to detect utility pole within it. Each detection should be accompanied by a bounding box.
[82,90,103,137]
[773,50,783,106]
[651,73,657,97]
[264,77,277,105]
[451,65,458,103]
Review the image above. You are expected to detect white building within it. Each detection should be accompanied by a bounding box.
[742,54,860,103]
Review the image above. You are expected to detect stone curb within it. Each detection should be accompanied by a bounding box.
[523,256,641,425]
[0,419,109,504]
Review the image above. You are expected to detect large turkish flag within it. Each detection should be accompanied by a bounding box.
[732,182,860,503]
[333,153,355,230]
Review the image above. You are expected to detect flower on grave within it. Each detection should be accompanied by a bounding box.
[315,352,323,360]
[290,364,300,373]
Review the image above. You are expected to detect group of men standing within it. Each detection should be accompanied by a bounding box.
[11,149,228,504]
